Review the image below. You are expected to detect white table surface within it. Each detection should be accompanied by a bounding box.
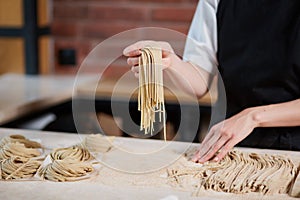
[0,128,299,200]
[0,73,96,125]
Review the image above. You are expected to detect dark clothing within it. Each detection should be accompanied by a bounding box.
[216,0,300,150]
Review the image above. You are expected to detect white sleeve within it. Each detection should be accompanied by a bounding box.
[183,0,219,74]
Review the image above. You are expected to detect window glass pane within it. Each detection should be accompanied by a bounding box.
[38,0,51,27]
[0,38,24,74]
[0,0,23,27]
[39,36,52,74]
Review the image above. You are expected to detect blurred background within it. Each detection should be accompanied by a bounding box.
[0,0,211,143]
[0,0,197,76]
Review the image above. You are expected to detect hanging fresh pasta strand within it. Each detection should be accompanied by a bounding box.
[138,46,166,140]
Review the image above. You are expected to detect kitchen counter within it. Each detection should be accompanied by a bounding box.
[0,73,95,125]
[0,128,299,200]
[0,73,216,139]
[76,73,217,106]
[0,73,215,125]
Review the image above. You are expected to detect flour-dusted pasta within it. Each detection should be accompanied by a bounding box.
[50,134,114,162]
[0,134,113,182]
[38,159,93,182]
[39,134,114,182]
[0,142,41,160]
[50,145,92,162]
[0,156,42,180]
[0,135,41,148]
[81,134,114,154]
[138,47,166,140]
[0,142,42,180]
[168,149,298,195]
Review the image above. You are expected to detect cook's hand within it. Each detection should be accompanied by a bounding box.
[192,108,258,163]
[123,40,177,78]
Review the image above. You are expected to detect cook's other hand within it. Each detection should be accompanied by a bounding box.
[193,108,258,163]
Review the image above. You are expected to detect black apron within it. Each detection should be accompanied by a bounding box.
[216,0,300,150]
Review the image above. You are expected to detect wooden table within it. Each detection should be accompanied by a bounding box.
[0,128,299,200]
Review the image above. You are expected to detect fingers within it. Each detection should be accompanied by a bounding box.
[127,57,139,66]
[131,66,139,73]
[123,40,174,57]
[134,72,139,78]
[198,135,229,163]
[192,149,201,162]
[192,121,235,163]
[130,66,139,78]
[123,43,142,57]
[162,57,171,69]
[125,41,173,79]
[214,139,236,161]
[127,55,171,72]
[194,133,220,162]
[191,127,215,162]
[124,49,141,57]
[123,41,149,57]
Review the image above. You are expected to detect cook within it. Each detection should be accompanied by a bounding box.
[123,0,300,163]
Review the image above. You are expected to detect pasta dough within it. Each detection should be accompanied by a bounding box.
[138,47,166,140]
[38,159,93,182]
[168,149,298,195]
[81,134,114,153]
[0,135,41,148]
[50,134,114,161]
[0,156,42,180]
[50,145,92,162]
[0,142,41,160]
[40,134,113,182]
[0,135,42,180]
[0,134,113,182]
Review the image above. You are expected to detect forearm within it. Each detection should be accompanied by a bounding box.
[164,54,211,98]
[249,99,300,128]
[193,98,300,163]
[123,41,211,98]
